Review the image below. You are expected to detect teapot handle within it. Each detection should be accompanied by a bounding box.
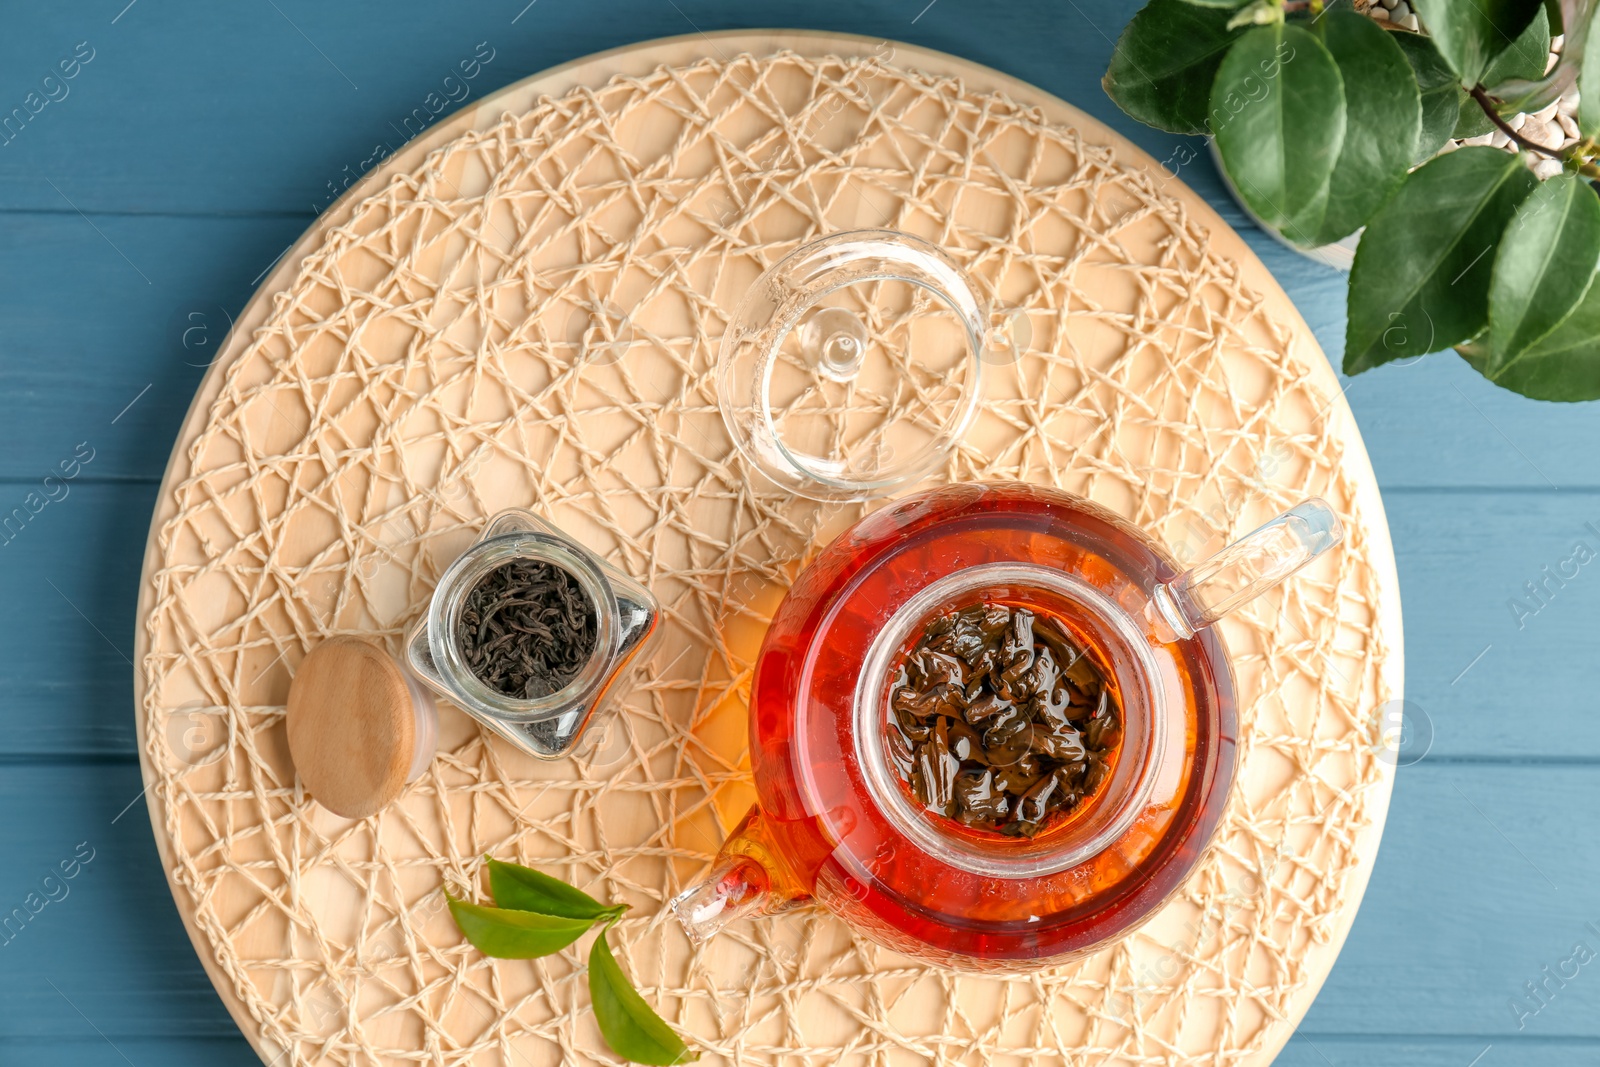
[1153,499,1343,639]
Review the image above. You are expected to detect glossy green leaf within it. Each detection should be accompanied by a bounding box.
[1483,6,1553,87]
[1490,65,1578,116]
[487,858,628,922]
[1486,175,1600,375]
[1583,8,1600,136]
[1392,31,1465,162]
[1413,0,1544,85]
[447,896,595,959]
[1302,12,1422,243]
[1176,0,1249,6]
[590,932,698,1065]
[1461,269,1600,399]
[1103,0,1243,134]
[1345,147,1539,373]
[1212,24,1346,244]
[1227,0,1283,28]
[1489,2,1591,114]
[1451,93,1496,138]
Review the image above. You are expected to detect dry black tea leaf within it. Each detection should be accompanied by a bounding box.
[457,559,599,699]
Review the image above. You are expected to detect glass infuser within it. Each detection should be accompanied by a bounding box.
[675,230,1343,971]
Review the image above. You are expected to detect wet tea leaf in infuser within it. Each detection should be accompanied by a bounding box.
[889,602,1122,836]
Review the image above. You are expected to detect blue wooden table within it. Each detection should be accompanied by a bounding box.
[1,2,1595,1064]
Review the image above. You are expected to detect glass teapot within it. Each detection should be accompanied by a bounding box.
[671,482,1340,971]
[672,230,1343,971]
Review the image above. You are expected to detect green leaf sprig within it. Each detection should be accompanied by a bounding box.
[447,857,698,1065]
[1103,0,1600,401]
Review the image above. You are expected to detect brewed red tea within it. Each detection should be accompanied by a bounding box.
[727,483,1237,968]
[886,596,1123,838]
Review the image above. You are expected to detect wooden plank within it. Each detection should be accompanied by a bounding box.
[1337,347,1594,493]
[1390,490,1600,758]
[0,482,155,756]
[0,5,1586,490]
[0,761,244,1039]
[0,213,301,483]
[6,482,1593,759]
[0,1040,261,1067]
[1,759,1595,1042]
[1281,1037,1595,1066]
[1304,762,1600,1039]
[0,480,1579,756]
[0,203,1587,490]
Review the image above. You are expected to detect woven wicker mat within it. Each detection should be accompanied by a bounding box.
[133,32,1403,1067]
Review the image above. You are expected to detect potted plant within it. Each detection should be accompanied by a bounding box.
[1102,0,1600,400]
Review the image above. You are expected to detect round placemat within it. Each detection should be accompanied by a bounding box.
[134,32,1403,1067]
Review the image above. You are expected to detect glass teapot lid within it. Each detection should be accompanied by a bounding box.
[716,230,995,501]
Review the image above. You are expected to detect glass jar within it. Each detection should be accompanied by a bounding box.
[405,508,661,759]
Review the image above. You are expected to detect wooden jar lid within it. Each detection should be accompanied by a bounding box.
[286,636,431,818]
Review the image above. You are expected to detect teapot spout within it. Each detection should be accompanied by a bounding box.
[670,806,799,946]
[670,853,772,947]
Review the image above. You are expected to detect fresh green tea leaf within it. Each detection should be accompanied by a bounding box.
[487,857,628,922]
[590,932,698,1065]
[1176,0,1249,7]
[1462,266,1600,399]
[1345,147,1538,373]
[1211,24,1346,244]
[1303,12,1421,243]
[1103,0,1244,134]
[1486,175,1600,375]
[1391,32,1466,162]
[448,896,595,959]
[1413,0,1544,85]
[1583,9,1600,136]
[1483,6,1554,87]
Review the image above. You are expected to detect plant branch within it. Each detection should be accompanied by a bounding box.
[1468,86,1572,162]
